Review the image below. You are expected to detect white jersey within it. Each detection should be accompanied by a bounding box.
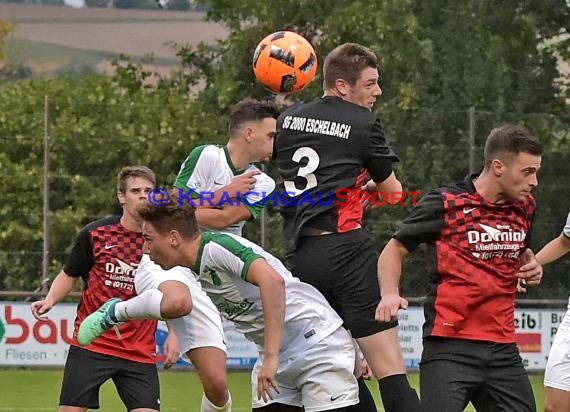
[135,254,226,355]
[191,231,344,359]
[174,144,275,236]
[544,210,570,391]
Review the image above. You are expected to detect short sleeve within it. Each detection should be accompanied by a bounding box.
[63,226,94,279]
[393,190,445,252]
[363,118,400,183]
[563,211,570,239]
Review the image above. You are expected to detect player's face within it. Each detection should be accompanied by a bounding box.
[344,67,382,110]
[499,152,541,202]
[142,221,178,270]
[250,117,277,162]
[118,177,154,220]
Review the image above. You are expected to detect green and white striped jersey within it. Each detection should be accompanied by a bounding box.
[192,231,344,359]
[174,144,275,236]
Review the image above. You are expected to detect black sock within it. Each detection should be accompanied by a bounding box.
[378,374,420,412]
[346,376,377,411]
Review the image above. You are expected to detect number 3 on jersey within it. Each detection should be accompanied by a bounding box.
[283,147,320,197]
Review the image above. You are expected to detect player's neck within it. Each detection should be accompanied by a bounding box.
[473,172,509,204]
[180,234,202,268]
[120,213,142,233]
[226,141,250,171]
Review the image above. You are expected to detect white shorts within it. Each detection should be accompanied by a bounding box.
[135,254,226,355]
[251,326,359,412]
[545,303,570,391]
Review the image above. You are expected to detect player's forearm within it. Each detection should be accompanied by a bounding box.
[374,172,403,198]
[260,279,285,357]
[536,235,570,265]
[196,208,228,229]
[196,207,251,230]
[378,239,408,296]
[45,271,77,304]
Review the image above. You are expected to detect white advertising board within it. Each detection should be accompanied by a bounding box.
[0,301,565,371]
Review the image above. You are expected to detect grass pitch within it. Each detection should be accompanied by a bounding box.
[0,368,544,411]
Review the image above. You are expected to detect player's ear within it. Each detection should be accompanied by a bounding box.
[169,230,181,248]
[491,159,505,177]
[245,127,253,143]
[117,190,126,207]
[335,78,349,96]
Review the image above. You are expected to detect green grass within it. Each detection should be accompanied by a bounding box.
[0,369,544,411]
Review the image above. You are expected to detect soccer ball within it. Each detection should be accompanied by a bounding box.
[252,31,318,94]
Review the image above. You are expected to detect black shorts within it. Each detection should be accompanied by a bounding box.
[293,228,397,338]
[60,345,160,410]
[420,337,536,412]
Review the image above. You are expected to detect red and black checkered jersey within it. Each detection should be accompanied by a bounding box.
[393,174,536,343]
[274,96,399,244]
[64,215,157,363]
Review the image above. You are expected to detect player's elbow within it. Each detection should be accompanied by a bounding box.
[271,272,285,290]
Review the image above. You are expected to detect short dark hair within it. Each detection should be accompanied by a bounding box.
[138,189,200,240]
[228,98,280,137]
[483,124,543,167]
[117,165,156,193]
[323,43,379,89]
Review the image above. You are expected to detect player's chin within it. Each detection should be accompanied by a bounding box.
[152,256,171,270]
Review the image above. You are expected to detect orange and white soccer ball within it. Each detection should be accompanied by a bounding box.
[252,31,318,94]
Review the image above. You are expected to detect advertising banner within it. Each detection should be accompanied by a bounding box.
[0,301,565,370]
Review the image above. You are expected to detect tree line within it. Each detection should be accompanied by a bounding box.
[0,0,568,298]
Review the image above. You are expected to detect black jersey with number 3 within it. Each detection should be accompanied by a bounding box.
[274,96,399,244]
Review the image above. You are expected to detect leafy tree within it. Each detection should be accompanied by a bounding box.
[169,0,570,295]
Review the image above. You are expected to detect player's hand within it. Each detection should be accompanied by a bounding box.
[517,248,543,286]
[224,170,260,199]
[517,278,527,293]
[361,180,378,212]
[360,358,374,380]
[163,329,181,369]
[257,354,280,403]
[375,293,408,323]
[31,299,54,321]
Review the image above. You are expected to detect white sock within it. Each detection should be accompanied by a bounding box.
[201,392,232,412]
[114,289,163,320]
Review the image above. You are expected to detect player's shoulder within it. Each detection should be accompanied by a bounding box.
[189,144,224,160]
[437,174,476,197]
[80,215,121,234]
[281,96,373,117]
[203,231,247,247]
[202,232,260,255]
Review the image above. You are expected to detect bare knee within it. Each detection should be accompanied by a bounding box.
[158,281,193,318]
[202,375,229,405]
[161,294,192,318]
